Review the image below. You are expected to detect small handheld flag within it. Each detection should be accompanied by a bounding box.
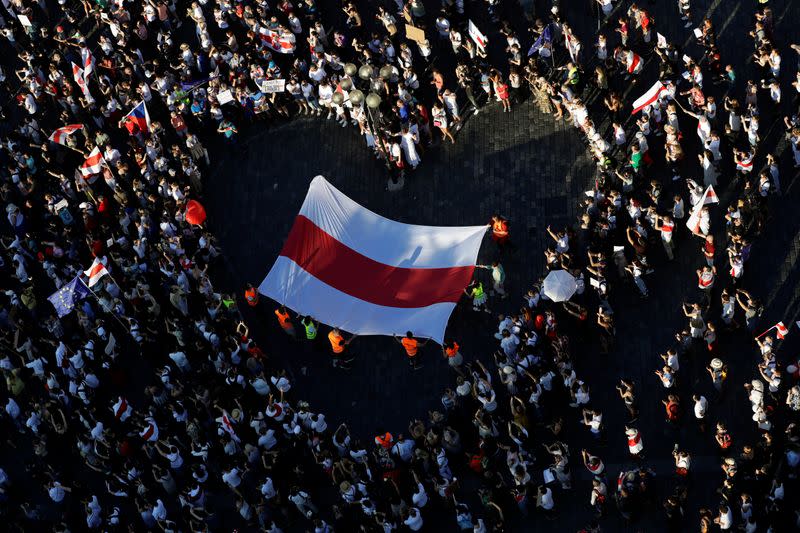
[48,275,90,317]
[48,124,84,145]
[122,101,151,134]
[84,258,109,287]
[80,147,105,177]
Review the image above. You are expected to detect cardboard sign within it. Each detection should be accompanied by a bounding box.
[468,20,487,51]
[217,89,235,105]
[405,24,426,44]
[261,79,286,93]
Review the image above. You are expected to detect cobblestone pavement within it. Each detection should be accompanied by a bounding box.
[205,0,800,531]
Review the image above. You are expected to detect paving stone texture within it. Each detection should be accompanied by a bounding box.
[204,0,800,531]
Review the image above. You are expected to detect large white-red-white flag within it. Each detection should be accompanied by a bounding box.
[84,257,109,287]
[259,176,487,343]
[80,147,105,176]
[631,81,665,115]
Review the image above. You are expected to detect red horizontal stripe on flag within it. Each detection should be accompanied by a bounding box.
[280,216,475,308]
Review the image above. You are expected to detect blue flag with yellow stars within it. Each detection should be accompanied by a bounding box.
[48,275,90,317]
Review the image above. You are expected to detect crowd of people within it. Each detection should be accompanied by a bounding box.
[1,0,800,531]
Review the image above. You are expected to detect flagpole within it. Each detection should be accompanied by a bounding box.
[80,277,132,334]
[755,324,777,339]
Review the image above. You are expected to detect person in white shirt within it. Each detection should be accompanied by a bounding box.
[715,503,733,530]
[152,498,168,522]
[48,481,70,503]
[403,507,424,531]
[537,485,555,517]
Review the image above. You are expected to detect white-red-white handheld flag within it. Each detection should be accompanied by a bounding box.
[259,176,487,343]
[776,321,789,339]
[49,124,84,145]
[631,81,665,115]
[80,147,105,177]
[84,257,109,287]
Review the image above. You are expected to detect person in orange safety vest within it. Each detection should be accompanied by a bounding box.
[244,283,259,306]
[394,331,428,370]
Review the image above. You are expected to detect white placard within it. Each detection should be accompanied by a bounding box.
[217,89,235,105]
[261,79,286,93]
[693,28,703,38]
[656,32,667,49]
[468,20,487,52]
[105,333,116,355]
[18,14,32,27]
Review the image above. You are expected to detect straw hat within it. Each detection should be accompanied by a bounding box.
[502,365,515,375]
[710,358,723,370]
[625,427,637,437]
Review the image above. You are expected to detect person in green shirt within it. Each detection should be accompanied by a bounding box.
[629,144,643,173]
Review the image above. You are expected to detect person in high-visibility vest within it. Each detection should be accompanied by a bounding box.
[374,429,393,449]
[490,215,510,248]
[244,283,259,307]
[394,331,428,370]
[300,316,318,340]
[442,339,465,376]
[465,280,490,313]
[274,306,296,338]
[328,328,356,368]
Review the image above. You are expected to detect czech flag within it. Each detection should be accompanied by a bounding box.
[259,176,486,343]
[123,101,151,134]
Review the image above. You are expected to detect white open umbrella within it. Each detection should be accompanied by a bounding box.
[543,269,577,302]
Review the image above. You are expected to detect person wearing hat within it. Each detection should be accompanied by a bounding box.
[707,358,728,397]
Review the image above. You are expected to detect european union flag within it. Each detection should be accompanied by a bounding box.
[48,275,91,317]
[528,24,553,57]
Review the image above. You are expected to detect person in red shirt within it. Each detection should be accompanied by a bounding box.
[702,235,716,266]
